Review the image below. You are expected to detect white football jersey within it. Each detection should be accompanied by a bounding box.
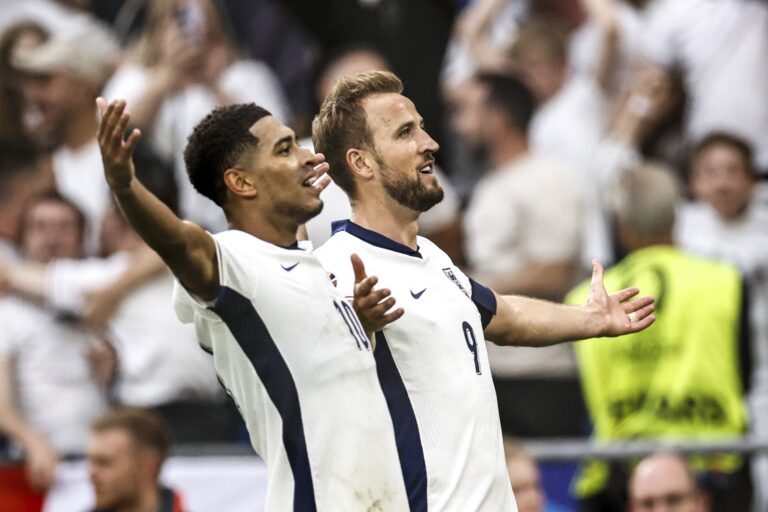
[315,221,517,512]
[173,230,408,511]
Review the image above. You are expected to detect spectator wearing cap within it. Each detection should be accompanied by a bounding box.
[13,25,119,254]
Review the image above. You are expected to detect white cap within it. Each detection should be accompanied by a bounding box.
[12,28,118,85]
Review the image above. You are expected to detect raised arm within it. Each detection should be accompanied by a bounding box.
[97,98,219,301]
[484,260,655,346]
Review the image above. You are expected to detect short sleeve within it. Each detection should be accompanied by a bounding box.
[469,278,497,329]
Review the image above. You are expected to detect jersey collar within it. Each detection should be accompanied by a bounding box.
[331,220,422,259]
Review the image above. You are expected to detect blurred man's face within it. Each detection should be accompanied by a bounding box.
[21,71,86,148]
[88,429,142,510]
[690,142,755,220]
[507,456,545,512]
[629,456,707,512]
[21,199,83,262]
[449,79,489,152]
[362,92,444,212]
[317,50,389,102]
[513,47,566,103]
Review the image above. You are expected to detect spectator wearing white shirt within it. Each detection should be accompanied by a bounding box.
[675,132,768,512]
[12,25,119,253]
[639,0,768,176]
[102,0,289,233]
[0,192,109,492]
[454,71,587,438]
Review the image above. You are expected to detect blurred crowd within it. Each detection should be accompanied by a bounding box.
[0,0,766,511]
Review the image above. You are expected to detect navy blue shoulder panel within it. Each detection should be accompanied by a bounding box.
[469,278,497,329]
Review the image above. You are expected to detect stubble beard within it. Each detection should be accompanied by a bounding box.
[274,197,324,225]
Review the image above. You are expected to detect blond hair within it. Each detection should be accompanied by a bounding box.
[312,70,403,198]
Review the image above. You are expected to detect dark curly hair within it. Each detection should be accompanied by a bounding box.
[183,103,271,207]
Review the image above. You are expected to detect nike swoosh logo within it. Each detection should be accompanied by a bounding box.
[281,262,300,272]
[410,288,427,299]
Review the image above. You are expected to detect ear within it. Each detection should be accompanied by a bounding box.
[223,168,258,198]
[345,148,375,180]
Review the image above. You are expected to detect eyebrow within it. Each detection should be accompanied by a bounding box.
[393,117,424,137]
[273,133,296,151]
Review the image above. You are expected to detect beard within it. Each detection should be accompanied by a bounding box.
[380,164,445,212]
[274,197,324,225]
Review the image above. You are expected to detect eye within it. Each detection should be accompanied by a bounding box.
[279,145,290,155]
[399,127,410,138]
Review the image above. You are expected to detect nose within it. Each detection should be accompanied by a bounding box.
[299,145,316,167]
[419,129,439,155]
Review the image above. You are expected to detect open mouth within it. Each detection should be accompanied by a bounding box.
[419,164,434,174]
[302,175,317,187]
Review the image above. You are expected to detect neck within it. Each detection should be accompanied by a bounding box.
[65,106,98,150]
[227,207,299,247]
[489,133,528,169]
[349,194,419,250]
[114,485,160,512]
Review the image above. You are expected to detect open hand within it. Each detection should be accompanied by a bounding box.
[351,253,404,334]
[587,260,655,336]
[96,98,142,191]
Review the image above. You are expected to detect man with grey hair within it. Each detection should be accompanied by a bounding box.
[566,162,753,511]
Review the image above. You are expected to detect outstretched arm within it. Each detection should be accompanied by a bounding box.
[97,98,218,301]
[485,260,655,346]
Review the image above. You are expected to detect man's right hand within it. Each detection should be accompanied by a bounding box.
[351,253,404,335]
[96,98,142,191]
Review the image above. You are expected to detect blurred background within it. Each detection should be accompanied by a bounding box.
[0,0,766,511]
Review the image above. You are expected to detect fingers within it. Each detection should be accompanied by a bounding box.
[589,260,605,300]
[612,287,640,303]
[624,295,654,313]
[627,310,656,333]
[351,253,367,285]
[313,175,332,193]
[98,99,140,159]
[313,152,326,166]
[313,161,330,178]
[96,97,107,117]
[122,128,142,158]
[378,307,405,325]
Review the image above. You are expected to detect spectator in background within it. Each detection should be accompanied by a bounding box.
[508,15,613,177]
[454,71,587,438]
[0,192,109,494]
[567,163,752,512]
[0,142,54,260]
[503,438,545,512]
[639,0,768,177]
[87,407,185,512]
[675,132,768,512]
[0,20,49,146]
[12,26,118,252]
[103,0,289,233]
[1,199,230,443]
[628,453,709,512]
